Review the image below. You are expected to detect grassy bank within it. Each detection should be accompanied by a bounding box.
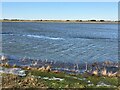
[1,66,119,89]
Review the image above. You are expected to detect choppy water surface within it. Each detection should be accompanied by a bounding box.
[2,22,118,64]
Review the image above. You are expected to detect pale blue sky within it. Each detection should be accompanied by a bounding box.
[2,2,118,20]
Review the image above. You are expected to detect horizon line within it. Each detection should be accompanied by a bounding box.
[0,18,119,21]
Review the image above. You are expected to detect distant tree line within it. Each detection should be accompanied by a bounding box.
[3,19,23,21]
[88,20,105,22]
[2,19,118,22]
[76,20,82,22]
[65,20,106,22]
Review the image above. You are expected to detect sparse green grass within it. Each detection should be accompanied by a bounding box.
[1,69,119,89]
[28,70,119,89]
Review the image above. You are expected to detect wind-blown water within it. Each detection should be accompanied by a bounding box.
[2,22,118,64]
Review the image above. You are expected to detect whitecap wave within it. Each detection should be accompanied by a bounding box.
[2,33,64,40]
[25,34,64,40]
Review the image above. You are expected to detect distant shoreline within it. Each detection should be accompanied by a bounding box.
[0,20,119,24]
